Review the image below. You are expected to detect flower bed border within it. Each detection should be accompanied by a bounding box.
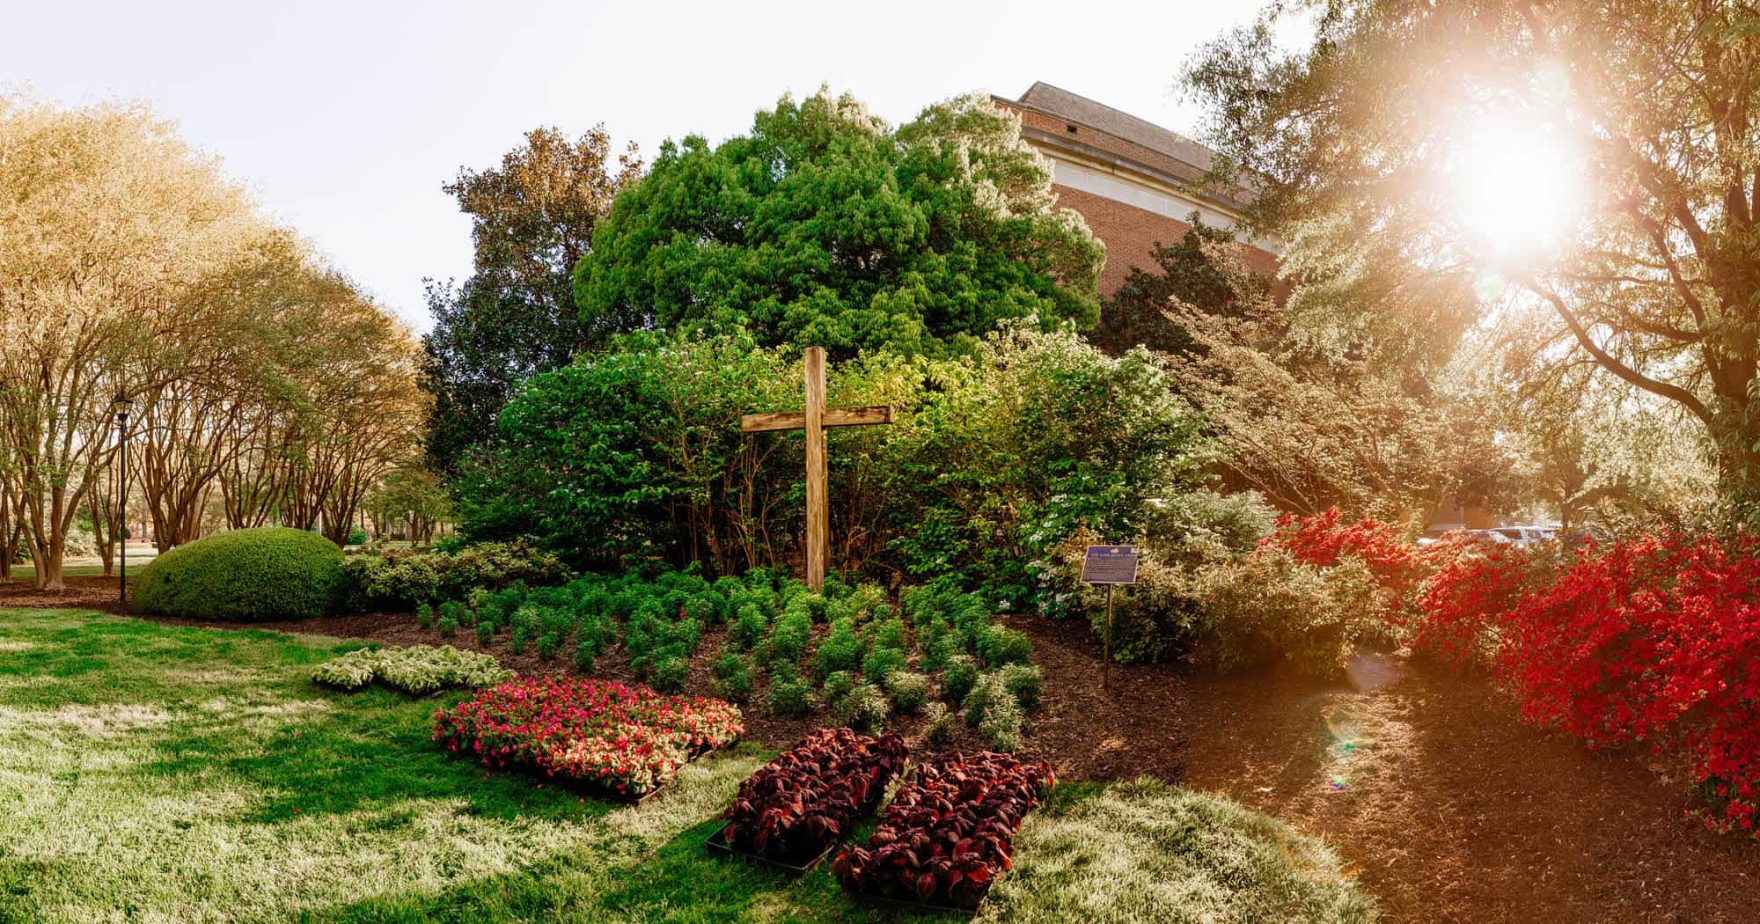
[704,821,841,875]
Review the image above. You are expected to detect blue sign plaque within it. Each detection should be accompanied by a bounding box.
[1081,545,1139,585]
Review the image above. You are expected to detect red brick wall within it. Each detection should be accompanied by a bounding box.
[1052,184,1279,296]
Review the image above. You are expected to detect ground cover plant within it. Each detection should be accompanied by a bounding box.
[0,607,1374,922]
[433,676,744,797]
[721,727,908,863]
[985,779,1380,923]
[311,644,513,694]
[133,526,346,621]
[833,750,1055,910]
[416,565,1042,745]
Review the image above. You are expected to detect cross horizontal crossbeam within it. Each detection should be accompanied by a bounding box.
[739,405,895,433]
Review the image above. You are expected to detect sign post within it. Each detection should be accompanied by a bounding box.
[1080,545,1139,686]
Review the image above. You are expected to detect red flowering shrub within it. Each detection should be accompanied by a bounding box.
[833,750,1054,909]
[1492,533,1760,833]
[1264,508,1425,618]
[723,728,909,862]
[1408,534,1554,670]
[433,676,743,796]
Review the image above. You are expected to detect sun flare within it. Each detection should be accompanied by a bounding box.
[1447,108,1588,260]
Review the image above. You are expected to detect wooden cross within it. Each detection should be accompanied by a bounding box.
[741,346,893,591]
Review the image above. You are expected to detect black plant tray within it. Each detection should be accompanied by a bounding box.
[847,888,985,918]
[704,822,841,875]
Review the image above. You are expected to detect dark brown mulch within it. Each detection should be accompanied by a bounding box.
[0,576,128,613]
[1178,657,1760,924]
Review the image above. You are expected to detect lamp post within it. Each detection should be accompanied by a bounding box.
[113,394,132,612]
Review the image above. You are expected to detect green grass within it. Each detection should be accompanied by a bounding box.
[0,609,1377,923]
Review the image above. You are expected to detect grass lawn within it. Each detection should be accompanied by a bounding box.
[0,608,1377,923]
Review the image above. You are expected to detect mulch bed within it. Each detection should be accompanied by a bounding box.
[7,579,1760,921]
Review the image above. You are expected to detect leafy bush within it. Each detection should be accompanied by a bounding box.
[834,682,890,732]
[1408,534,1554,669]
[995,663,1043,712]
[343,539,569,610]
[732,603,768,650]
[979,691,1024,752]
[766,664,816,717]
[861,646,908,685]
[135,527,345,621]
[433,677,742,796]
[1190,548,1381,677]
[885,670,930,714]
[922,702,957,745]
[814,619,866,677]
[943,655,980,705]
[723,728,908,862]
[1490,533,1760,834]
[312,645,513,695]
[765,609,812,667]
[711,650,754,703]
[834,751,1055,909]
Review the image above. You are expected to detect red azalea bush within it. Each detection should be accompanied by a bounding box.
[1407,533,1555,670]
[1264,508,1425,615]
[433,676,743,796]
[833,750,1054,909]
[1491,533,1760,833]
[723,727,909,862]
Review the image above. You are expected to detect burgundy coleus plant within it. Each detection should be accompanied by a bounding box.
[433,676,743,796]
[833,750,1054,909]
[723,727,908,861]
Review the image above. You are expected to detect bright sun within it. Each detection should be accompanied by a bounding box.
[1447,108,1588,260]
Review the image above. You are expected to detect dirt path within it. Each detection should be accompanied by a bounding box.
[5,582,1758,921]
[1178,655,1760,923]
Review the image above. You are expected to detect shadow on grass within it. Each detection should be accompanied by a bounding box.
[311,813,961,924]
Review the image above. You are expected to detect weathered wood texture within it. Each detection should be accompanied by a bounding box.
[738,406,894,433]
[739,347,894,592]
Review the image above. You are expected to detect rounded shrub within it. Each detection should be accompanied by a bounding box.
[134,527,345,621]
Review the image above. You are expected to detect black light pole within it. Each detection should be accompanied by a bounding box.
[114,395,132,612]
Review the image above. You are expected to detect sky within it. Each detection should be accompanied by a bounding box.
[2,0,1283,333]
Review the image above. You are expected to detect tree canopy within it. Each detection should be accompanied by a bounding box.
[421,126,640,472]
[573,89,1105,357]
[1186,0,1760,514]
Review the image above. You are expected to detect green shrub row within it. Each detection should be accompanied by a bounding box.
[343,540,571,611]
[417,567,1041,749]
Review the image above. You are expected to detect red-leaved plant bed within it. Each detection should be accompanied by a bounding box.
[433,676,743,798]
[722,728,908,863]
[833,750,1054,910]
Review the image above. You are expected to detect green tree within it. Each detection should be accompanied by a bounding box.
[455,333,799,571]
[422,126,640,472]
[574,89,1104,356]
[1186,0,1760,514]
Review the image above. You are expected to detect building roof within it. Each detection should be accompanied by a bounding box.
[999,81,1254,214]
[1016,81,1219,177]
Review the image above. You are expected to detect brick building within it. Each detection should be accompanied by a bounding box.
[992,81,1279,294]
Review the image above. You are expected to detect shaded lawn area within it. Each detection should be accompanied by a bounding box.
[0,609,1376,923]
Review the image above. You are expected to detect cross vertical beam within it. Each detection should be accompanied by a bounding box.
[740,346,895,593]
[803,346,829,592]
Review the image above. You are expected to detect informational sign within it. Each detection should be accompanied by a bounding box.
[1080,545,1140,585]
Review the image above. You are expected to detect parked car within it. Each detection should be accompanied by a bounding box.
[1418,526,1560,548]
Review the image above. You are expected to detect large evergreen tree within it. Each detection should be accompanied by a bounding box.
[573,89,1105,357]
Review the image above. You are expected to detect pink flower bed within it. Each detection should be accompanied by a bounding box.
[433,676,744,796]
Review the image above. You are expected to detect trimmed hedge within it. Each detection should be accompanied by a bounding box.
[134,527,345,621]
